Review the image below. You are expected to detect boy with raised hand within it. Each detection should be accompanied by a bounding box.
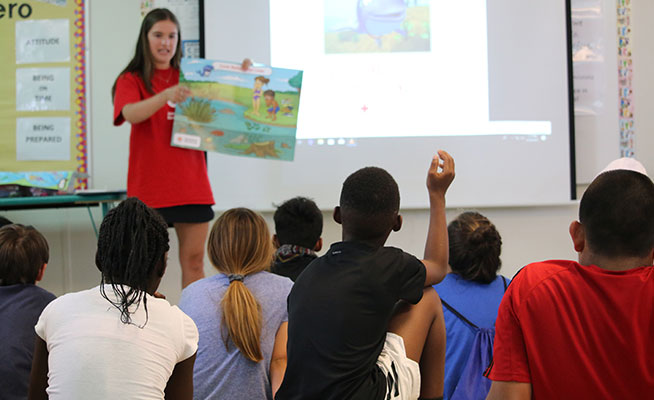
[271,196,323,282]
[485,168,654,399]
[0,224,55,400]
[276,151,455,400]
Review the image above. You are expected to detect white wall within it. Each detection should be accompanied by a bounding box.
[10,0,650,305]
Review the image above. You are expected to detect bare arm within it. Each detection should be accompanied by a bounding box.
[122,85,190,124]
[270,322,288,398]
[422,150,455,286]
[27,337,49,400]
[164,352,196,400]
[486,381,532,400]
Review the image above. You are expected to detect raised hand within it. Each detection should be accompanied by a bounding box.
[427,150,455,196]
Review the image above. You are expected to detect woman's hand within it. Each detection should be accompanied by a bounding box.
[164,85,191,104]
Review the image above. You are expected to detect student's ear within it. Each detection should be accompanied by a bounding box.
[392,214,403,232]
[569,221,585,253]
[314,238,323,252]
[272,234,280,249]
[35,263,47,283]
[333,206,342,225]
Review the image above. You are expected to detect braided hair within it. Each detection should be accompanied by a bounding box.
[95,197,169,327]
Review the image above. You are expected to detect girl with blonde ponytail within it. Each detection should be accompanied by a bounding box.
[179,208,293,399]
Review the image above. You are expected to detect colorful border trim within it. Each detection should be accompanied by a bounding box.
[73,0,88,189]
[617,1,634,157]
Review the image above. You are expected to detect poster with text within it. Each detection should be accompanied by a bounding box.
[171,59,302,161]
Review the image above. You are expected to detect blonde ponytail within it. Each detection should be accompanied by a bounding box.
[208,208,274,362]
[221,280,263,361]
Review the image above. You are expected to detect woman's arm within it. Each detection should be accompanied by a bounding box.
[270,322,288,398]
[28,337,49,400]
[122,85,191,124]
[164,352,196,400]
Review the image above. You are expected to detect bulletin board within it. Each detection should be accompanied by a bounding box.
[0,0,88,188]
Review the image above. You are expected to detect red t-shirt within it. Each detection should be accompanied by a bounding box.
[488,260,654,398]
[113,69,214,208]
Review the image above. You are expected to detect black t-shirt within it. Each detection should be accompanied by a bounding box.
[276,241,426,400]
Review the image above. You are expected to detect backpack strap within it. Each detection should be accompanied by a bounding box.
[441,299,479,330]
[443,276,508,330]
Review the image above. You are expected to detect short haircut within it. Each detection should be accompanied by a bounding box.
[0,216,12,228]
[339,166,400,239]
[264,89,275,97]
[274,197,323,248]
[580,170,654,258]
[448,212,502,284]
[0,224,49,286]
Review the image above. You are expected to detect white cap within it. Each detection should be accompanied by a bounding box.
[599,157,648,177]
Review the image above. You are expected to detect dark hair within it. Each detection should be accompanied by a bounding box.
[111,8,182,100]
[339,166,400,239]
[274,197,323,248]
[264,90,275,97]
[448,212,502,284]
[580,170,654,258]
[0,216,12,228]
[0,224,49,286]
[95,197,170,326]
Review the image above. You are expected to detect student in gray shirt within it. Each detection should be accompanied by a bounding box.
[179,208,292,400]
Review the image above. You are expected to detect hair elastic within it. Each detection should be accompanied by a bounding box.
[228,274,244,283]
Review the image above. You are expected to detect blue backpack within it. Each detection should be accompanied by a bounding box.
[441,276,507,400]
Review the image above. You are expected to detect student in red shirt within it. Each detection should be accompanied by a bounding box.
[111,8,215,287]
[485,168,654,399]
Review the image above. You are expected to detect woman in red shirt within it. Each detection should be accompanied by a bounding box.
[112,8,214,288]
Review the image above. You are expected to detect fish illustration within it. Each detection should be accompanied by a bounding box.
[281,142,291,149]
[211,130,225,137]
[218,108,236,115]
[357,0,407,43]
[198,64,214,77]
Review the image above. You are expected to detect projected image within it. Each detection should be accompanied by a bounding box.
[324,0,431,54]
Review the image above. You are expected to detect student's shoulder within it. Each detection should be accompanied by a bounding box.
[379,246,423,270]
[30,285,56,305]
[507,260,578,304]
[252,271,294,296]
[515,260,575,284]
[5,284,56,302]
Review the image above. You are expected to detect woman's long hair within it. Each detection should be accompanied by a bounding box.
[111,8,182,100]
[208,208,274,362]
[95,197,169,327]
[448,211,502,284]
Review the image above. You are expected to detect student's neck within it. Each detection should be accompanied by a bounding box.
[341,233,388,249]
[579,252,653,272]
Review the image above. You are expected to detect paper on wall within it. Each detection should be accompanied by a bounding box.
[16,117,71,161]
[16,67,70,111]
[15,19,70,64]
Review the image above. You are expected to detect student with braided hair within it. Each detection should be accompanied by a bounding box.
[179,208,293,400]
[28,197,198,400]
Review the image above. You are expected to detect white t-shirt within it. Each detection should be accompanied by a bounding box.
[35,285,198,399]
